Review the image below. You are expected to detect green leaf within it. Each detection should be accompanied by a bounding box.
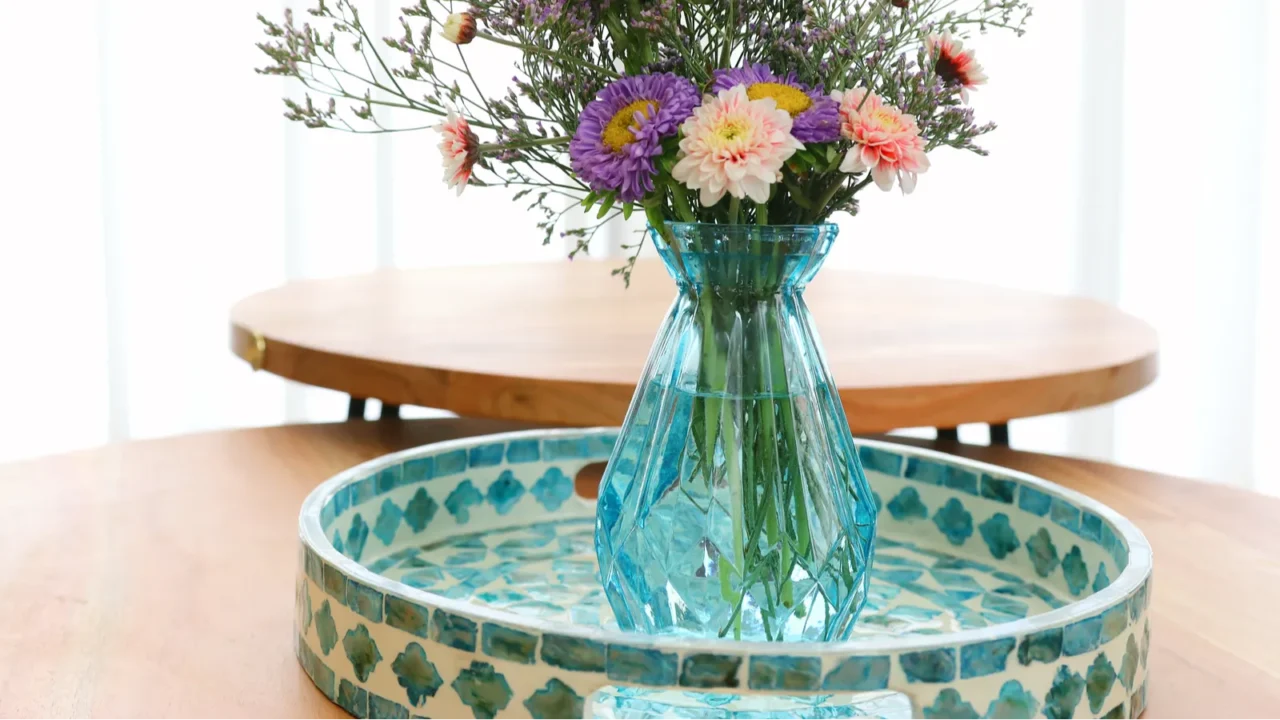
[621,202,634,220]
[580,191,599,210]
[596,193,616,219]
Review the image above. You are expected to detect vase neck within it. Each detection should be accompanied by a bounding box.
[651,223,838,297]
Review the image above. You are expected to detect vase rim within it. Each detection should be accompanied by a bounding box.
[661,221,839,232]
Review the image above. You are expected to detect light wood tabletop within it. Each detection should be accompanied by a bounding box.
[1,419,1275,718]
[229,261,1159,434]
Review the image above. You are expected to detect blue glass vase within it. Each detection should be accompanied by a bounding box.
[595,223,876,642]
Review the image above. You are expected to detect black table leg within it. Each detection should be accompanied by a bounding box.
[936,428,960,443]
[347,397,367,421]
[380,403,402,421]
[990,423,1010,446]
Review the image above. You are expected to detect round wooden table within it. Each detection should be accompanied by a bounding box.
[230,261,1158,440]
[2,419,1275,717]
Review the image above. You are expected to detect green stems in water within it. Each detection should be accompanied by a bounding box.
[692,229,816,640]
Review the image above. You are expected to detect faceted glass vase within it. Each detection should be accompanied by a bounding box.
[595,222,876,642]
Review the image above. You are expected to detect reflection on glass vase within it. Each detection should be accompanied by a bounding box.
[595,222,876,642]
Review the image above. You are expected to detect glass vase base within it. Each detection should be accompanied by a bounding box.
[587,687,913,720]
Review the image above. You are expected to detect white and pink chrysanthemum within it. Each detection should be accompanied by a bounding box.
[670,85,804,206]
[436,108,480,195]
[832,88,929,194]
[926,32,988,103]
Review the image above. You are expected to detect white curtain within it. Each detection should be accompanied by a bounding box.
[1,1,1275,495]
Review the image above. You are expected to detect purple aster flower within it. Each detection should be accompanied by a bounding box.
[711,63,842,144]
[569,73,699,203]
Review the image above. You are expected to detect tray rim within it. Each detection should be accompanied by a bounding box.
[299,427,1153,655]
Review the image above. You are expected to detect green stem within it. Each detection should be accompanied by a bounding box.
[474,31,619,77]
[720,0,737,68]
[728,196,741,225]
[477,136,570,153]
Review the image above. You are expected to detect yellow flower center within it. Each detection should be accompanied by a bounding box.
[869,107,903,131]
[602,99,659,151]
[746,82,812,116]
[716,120,748,142]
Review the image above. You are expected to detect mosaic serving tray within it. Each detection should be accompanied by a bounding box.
[295,429,1152,719]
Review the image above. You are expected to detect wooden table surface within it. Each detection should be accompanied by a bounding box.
[230,261,1159,431]
[2,419,1276,718]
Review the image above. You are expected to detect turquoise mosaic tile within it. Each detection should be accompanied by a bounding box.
[347,513,370,562]
[900,648,956,683]
[679,653,742,688]
[486,470,525,514]
[402,456,433,485]
[887,486,928,520]
[451,660,512,719]
[1017,627,1063,666]
[1093,562,1112,593]
[904,457,947,485]
[445,480,484,523]
[434,449,468,477]
[369,692,410,719]
[375,465,402,495]
[524,679,584,719]
[1062,546,1089,596]
[859,446,903,476]
[932,498,973,545]
[432,609,478,652]
[1100,604,1128,643]
[960,637,1016,678]
[469,443,506,468]
[343,624,383,682]
[346,577,385,623]
[338,678,369,718]
[924,688,979,719]
[505,438,541,463]
[482,622,537,664]
[384,595,429,638]
[372,499,403,546]
[1043,664,1086,719]
[986,679,1040,718]
[747,655,822,691]
[541,634,606,672]
[392,641,443,707]
[943,468,979,496]
[1080,509,1105,543]
[978,513,1020,560]
[1062,615,1103,657]
[980,474,1016,504]
[1017,486,1052,517]
[1049,497,1081,534]
[544,437,591,460]
[403,488,439,534]
[298,635,336,699]
[1025,527,1060,577]
[822,655,890,691]
[1086,653,1118,714]
[607,645,678,685]
[322,563,347,604]
[531,467,573,511]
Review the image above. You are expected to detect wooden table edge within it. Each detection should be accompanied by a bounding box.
[230,321,1159,431]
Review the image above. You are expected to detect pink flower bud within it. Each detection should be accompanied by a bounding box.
[441,12,477,45]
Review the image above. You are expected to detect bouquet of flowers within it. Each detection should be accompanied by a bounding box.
[260,0,1031,643]
[258,0,1028,282]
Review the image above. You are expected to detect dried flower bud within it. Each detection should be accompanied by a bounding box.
[891,0,909,6]
[441,12,477,45]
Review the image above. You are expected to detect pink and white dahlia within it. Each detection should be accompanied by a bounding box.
[671,85,804,206]
[926,32,988,102]
[436,108,480,195]
[833,88,929,194]
[441,12,477,45]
